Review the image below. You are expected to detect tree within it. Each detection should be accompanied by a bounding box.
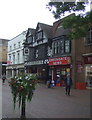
[47,1,92,39]
[9,73,37,119]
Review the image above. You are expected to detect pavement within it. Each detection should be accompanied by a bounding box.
[1,79,91,119]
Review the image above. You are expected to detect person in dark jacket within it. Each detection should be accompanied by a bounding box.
[2,73,6,84]
[64,74,72,95]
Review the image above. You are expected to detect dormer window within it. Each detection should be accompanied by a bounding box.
[27,36,33,43]
[36,31,43,40]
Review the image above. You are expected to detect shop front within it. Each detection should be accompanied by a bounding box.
[84,56,92,88]
[48,56,71,86]
[25,59,49,83]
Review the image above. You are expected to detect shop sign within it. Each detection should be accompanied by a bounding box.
[84,56,92,64]
[48,57,71,66]
[25,59,48,66]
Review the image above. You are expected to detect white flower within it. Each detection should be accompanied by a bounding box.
[17,81,20,84]
[30,74,32,76]
[25,76,28,79]
[30,84,32,86]
[15,76,17,78]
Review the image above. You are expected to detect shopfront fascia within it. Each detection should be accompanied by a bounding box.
[48,56,71,85]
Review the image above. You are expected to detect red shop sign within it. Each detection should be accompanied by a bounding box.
[48,57,71,66]
[84,56,92,64]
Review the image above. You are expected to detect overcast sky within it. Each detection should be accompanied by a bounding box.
[0,0,91,40]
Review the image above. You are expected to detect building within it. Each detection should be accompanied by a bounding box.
[72,27,92,88]
[0,39,9,78]
[48,17,71,86]
[6,31,27,78]
[24,16,92,88]
[48,15,92,89]
[24,23,52,83]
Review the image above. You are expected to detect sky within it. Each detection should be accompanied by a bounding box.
[0,0,55,40]
[0,0,91,40]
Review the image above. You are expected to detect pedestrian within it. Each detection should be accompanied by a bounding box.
[64,74,72,96]
[2,73,6,84]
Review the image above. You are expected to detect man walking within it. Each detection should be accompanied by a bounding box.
[64,74,72,96]
[2,73,6,84]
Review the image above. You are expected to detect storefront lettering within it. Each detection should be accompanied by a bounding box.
[25,59,48,66]
[48,57,71,65]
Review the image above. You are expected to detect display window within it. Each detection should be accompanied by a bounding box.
[85,65,92,87]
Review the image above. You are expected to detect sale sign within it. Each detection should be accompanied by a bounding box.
[48,57,71,66]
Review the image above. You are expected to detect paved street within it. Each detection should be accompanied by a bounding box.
[1,79,90,118]
[0,79,2,120]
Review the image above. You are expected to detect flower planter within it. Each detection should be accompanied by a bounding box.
[76,82,86,90]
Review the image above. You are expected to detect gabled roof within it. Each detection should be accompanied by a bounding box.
[53,26,70,38]
[53,13,75,38]
[26,28,35,37]
[36,22,53,39]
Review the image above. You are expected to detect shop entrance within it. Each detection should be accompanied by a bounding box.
[56,67,71,86]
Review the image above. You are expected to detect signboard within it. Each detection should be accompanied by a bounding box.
[24,48,29,55]
[25,59,48,66]
[48,57,71,66]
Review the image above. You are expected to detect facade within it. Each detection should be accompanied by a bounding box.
[72,27,92,88]
[24,23,52,83]
[48,17,92,88]
[6,31,27,78]
[48,18,72,86]
[0,39,9,78]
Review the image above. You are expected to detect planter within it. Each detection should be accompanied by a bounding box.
[76,82,86,90]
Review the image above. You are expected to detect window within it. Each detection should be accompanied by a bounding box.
[10,46,12,51]
[17,52,20,63]
[9,55,11,62]
[13,54,15,64]
[65,40,70,53]
[52,40,64,55]
[60,40,64,54]
[86,28,92,44]
[36,31,43,40]
[18,42,20,47]
[35,49,38,58]
[14,44,16,49]
[27,36,33,43]
[54,42,57,54]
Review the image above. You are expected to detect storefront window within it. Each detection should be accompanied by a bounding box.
[85,65,92,87]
